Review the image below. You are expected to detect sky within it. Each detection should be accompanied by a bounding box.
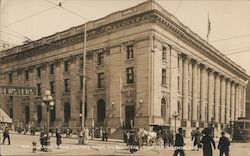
[1,0,250,74]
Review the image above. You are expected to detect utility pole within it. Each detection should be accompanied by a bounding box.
[81,22,87,129]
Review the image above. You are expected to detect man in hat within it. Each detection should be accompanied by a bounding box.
[2,126,10,145]
[192,127,202,151]
[173,127,185,156]
[218,132,230,156]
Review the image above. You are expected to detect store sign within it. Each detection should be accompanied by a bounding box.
[0,86,36,96]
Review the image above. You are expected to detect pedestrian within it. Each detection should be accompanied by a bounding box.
[2,126,10,145]
[173,127,185,156]
[192,127,202,151]
[168,130,174,147]
[163,130,168,148]
[200,128,216,156]
[40,128,45,151]
[78,129,83,145]
[66,128,70,138]
[218,132,230,156]
[91,128,95,140]
[56,128,62,149]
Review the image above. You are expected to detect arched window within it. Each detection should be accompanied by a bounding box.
[25,106,30,124]
[9,108,13,118]
[177,101,180,114]
[64,103,71,122]
[97,99,106,125]
[161,97,166,118]
[50,105,56,123]
[37,105,42,123]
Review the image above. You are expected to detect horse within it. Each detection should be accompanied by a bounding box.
[138,129,157,146]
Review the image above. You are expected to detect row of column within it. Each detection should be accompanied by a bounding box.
[179,53,246,124]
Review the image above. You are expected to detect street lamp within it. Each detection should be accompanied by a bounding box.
[172,111,179,134]
[42,90,54,152]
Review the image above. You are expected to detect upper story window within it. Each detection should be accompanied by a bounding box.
[50,81,55,94]
[162,46,167,60]
[64,79,70,92]
[80,56,83,69]
[50,64,55,75]
[8,73,12,83]
[37,67,41,78]
[97,73,104,88]
[25,70,29,80]
[64,60,70,72]
[97,53,104,65]
[126,67,134,84]
[126,45,134,59]
[37,83,41,96]
[162,69,167,85]
[80,76,83,90]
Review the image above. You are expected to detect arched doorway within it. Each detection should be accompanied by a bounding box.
[64,103,71,123]
[25,106,30,124]
[97,99,106,126]
[37,105,42,124]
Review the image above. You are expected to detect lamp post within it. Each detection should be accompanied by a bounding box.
[172,111,179,134]
[42,90,54,152]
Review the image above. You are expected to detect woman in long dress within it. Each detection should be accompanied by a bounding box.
[200,128,216,156]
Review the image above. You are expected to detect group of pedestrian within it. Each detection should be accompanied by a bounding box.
[78,128,89,145]
[39,127,62,150]
[174,127,230,156]
[162,130,174,148]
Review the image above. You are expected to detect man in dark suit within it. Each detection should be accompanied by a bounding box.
[218,132,230,156]
[2,126,10,145]
[173,127,185,156]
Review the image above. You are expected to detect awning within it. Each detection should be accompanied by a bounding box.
[0,108,12,123]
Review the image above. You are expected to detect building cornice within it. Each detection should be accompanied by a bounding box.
[0,1,248,80]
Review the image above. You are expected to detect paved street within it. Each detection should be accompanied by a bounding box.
[0,133,250,155]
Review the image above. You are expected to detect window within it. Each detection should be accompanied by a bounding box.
[64,60,70,72]
[126,45,134,59]
[97,53,104,65]
[97,73,104,88]
[37,83,41,96]
[50,64,54,75]
[162,46,167,60]
[126,67,134,84]
[162,69,167,85]
[161,98,166,118]
[80,56,83,69]
[37,67,41,78]
[178,76,180,91]
[64,79,70,92]
[80,76,83,90]
[8,73,12,83]
[50,81,55,94]
[25,70,29,80]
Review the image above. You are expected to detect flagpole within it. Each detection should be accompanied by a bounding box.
[207,12,211,43]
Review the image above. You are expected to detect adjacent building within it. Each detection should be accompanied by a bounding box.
[0,0,248,137]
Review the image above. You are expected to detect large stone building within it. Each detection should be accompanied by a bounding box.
[0,1,248,136]
[246,80,250,119]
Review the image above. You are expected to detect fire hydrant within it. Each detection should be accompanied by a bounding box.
[32,141,37,153]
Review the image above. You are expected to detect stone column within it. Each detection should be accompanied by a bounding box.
[238,85,242,117]
[200,64,206,121]
[231,82,235,121]
[235,84,239,119]
[214,72,220,123]
[182,55,189,120]
[242,86,246,117]
[226,79,231,123]
[192,60,198,121]
[55,59,63,126]
[69,55,77,127]
[208,68,214,122]
[220,76,226,123]
[197,64,201,121]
